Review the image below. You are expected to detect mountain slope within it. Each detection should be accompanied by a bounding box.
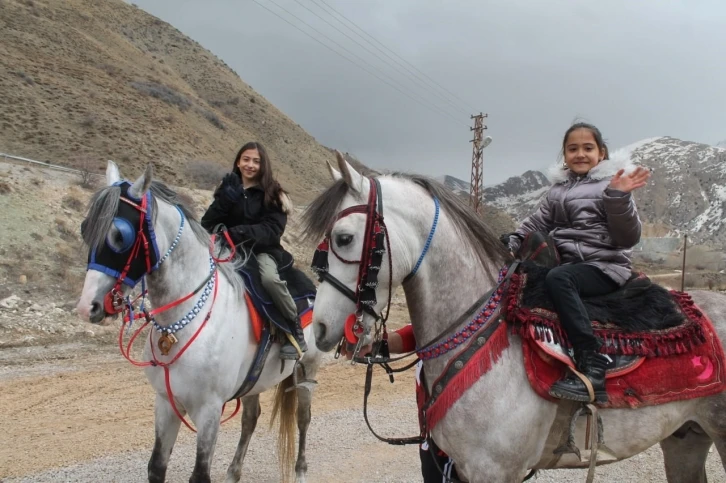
[481,170,550,223]
[0,0,333,202]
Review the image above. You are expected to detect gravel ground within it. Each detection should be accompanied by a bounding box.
[1,342,725,483]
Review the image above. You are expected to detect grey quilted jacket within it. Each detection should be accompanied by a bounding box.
[508,152,643,286]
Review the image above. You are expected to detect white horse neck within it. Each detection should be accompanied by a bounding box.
[144,199,218,327]
[383,178,502,376]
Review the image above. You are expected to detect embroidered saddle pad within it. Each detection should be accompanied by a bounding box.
[237,252,316,335]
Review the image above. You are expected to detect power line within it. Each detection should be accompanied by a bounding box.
[251,0,469,128]
[291,0,471,118]
[313,0,475,113]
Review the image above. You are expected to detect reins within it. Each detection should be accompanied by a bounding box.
[92,189,243,433]
[319,176,531,482]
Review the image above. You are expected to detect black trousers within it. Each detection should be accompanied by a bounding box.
[545,264,619,353]
[420,438,459,483]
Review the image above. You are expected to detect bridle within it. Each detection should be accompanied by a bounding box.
[95,188,168,316]
[310,176,532,483]
[311,176,440,357]
[82,181,240,432]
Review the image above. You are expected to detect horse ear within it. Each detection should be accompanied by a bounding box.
[106,160,121,186]
[128,163,153,199]
[327,160,342,182]
[335,150,366,193]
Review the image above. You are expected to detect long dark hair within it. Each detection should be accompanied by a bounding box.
[231,141,285,208]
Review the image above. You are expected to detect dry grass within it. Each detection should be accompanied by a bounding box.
[62,193,84,212]
[0,0,335,204]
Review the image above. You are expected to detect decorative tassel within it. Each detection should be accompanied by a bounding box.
[425,324,510,431]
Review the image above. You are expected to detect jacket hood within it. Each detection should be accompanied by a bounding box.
[545,148,639,184]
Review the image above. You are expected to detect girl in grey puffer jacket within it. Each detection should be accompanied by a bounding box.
[509,122,651,405]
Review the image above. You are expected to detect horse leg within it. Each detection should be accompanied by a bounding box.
[294,388,312,483]
[660,423,713,483]
[148,395,184,483]
[189,403,223,483]
[224,395,262,483]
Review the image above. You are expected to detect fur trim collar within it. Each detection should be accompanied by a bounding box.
[546,148,638,184]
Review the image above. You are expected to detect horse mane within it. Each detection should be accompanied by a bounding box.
[300,172,511,283]
[83,180,247,293]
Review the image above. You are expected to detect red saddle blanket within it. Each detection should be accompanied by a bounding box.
[517,292,726,408]
[245,292,314,343]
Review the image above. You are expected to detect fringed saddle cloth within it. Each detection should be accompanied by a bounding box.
[506,232,726,409]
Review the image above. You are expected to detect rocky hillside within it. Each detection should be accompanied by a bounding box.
[0,0,334,203]
[481,170,550,223]
[0,158,327,347]
[472,137,726,248]
[435,175,470,196]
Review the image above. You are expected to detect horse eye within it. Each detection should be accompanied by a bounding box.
[335,234,353,247]
[106,218,136,253]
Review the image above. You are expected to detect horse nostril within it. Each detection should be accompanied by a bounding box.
[89,301,105,324]
[314,322,326,342]
[90,301,101,315]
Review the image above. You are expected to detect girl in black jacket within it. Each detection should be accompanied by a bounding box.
[201,142,307,359]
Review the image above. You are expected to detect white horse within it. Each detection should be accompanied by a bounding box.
[76,161,321,483]
[302,152,726,482]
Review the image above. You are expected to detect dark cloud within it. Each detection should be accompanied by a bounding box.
[129,0,726,184]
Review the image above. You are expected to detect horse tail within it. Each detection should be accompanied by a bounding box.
[270,374,298,483]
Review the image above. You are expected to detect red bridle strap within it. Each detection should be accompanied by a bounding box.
[103,195,152,315]
[117,270,241,431]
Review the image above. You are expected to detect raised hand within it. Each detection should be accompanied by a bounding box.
[609,166,651,193]
[220,173,244,206]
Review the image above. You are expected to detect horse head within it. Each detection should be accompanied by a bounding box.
[302,153,428,352]
[76,160,157,323]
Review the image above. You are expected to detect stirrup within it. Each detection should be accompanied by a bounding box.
[553,403,616,483]
[279,332,305,360]
[549,367,607,404]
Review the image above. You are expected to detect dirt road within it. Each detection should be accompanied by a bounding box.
[1,341,724,482]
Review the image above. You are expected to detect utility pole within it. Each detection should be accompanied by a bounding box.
[469,113,488,213]
[681,234,688,292]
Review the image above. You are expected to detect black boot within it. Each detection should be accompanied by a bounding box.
[280,316,308,360]
[549,350,610,404]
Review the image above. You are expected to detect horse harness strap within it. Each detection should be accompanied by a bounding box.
[352,261,520,446]
[231,326,275,400]
[422,307,506,416]
[311,178,441,352]
[312,177,390,323]
[96,182,246,433]
[415,260,520,357]
[361,357,423,445]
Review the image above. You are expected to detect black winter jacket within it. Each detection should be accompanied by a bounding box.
[200,183,291,264]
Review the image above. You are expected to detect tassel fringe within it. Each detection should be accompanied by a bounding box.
[425,324,510,431]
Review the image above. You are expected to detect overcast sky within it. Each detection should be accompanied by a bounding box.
[128,0,726,185]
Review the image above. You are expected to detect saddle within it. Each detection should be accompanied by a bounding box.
[506,232,726,409]
[237,251,316,338]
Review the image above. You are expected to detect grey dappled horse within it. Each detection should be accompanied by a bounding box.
[76,161,321,483]
[304,152,726,483]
